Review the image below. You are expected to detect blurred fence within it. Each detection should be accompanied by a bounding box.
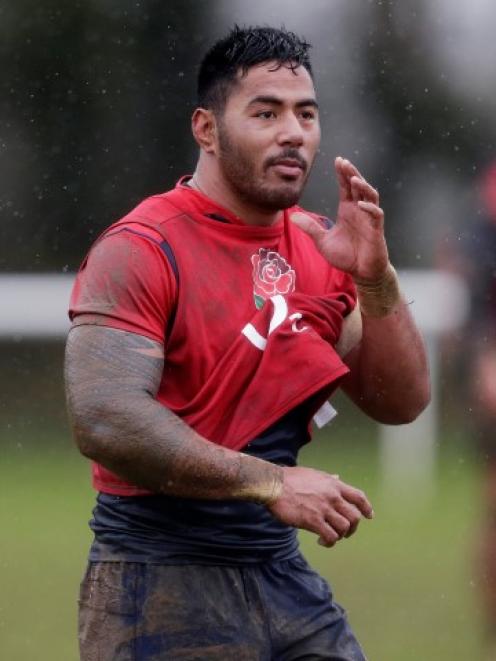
[0,271,469,487]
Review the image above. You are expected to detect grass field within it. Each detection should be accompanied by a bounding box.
[0,417,486,661]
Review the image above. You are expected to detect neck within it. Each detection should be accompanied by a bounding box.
[190,159,282,227]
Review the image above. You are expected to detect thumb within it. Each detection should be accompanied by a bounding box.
[290,211,327,243]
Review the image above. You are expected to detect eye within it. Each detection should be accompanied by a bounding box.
[256,110,276,120]
[300,109,316,121]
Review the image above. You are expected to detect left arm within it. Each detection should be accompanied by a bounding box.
[340,300,430,424]
[292,157,430,424]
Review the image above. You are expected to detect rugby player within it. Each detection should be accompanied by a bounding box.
[65,25,430,660]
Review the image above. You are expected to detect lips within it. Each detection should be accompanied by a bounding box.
[270,158,306,178]
[274,158,304,169]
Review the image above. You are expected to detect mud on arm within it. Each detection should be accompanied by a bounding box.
[64,325,283,503]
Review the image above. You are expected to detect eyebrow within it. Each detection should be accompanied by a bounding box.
[248,95,319,109]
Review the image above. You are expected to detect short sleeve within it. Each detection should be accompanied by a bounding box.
[69,227,177,344]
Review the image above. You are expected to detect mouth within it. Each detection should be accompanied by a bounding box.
[269,159,306,179]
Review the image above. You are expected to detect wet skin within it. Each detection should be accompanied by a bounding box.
[65,324,373,548]
[66,59,428,550]
[191,61,321,226]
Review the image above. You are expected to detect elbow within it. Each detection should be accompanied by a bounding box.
[408,375,431,422]
[68,400,117,463]
[71,416,109,462]
[74,429,102,461]
[382,377,431,425]
[67,388,151,463]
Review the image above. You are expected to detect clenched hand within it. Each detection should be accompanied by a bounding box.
[268,466,374,547]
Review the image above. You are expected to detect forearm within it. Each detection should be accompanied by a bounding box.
[291,159,430,423]
[342,268,430,423]
[73,395,282,502]
[65,326,282,503]
[65,327,375,548]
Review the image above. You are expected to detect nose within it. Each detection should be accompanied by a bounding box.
[276,112,304,147]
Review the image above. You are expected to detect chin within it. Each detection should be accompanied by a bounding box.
[234,176,304,211]
[261,184,302,210]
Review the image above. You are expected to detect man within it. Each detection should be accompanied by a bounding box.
[439,161,496,658]
[65,26,430,660]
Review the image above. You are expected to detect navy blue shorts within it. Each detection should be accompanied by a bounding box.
[78,554,366,660]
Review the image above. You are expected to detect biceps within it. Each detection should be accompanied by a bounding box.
[335,304,362,358]
[64,325,164,413]
[337,314,363,404]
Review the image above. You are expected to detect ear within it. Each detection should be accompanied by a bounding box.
[191,108,218,154]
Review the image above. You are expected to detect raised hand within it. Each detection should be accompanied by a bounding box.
[291,156,389,283]
[267,466,373,547]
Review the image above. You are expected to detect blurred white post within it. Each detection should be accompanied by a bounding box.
[0,271,469,492]
[0,274,73,338]
[380,270,469,492]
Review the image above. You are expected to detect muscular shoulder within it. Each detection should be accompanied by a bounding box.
[69,228,177,343]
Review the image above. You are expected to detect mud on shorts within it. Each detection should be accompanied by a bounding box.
[79,553,367,660]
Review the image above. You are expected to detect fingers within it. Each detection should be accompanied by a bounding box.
[357,201,384,229]
[319,487,371,545]
[316,476,373,547]
[350,176,379,204]
[336,155,364,180]
[325,509,352,538]
[316,504,362,547]
[335,156,379,204]
[340,483,374,519]
[268,466,373,550]
[316,485,372,547]
[317,522,340,548]
[335,501,363,538]
[335,156,352,202]
[300,512,340,548]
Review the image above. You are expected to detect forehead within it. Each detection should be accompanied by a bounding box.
[229,61,316,105]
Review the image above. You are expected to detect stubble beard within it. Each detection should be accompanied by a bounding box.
[217,123,309,212]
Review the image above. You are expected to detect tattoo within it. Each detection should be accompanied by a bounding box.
[65,325,281,502]
[130,346,165,358]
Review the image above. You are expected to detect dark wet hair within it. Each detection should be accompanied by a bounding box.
[197,25,313,113]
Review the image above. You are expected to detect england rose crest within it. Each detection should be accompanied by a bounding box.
[251,248,296,309]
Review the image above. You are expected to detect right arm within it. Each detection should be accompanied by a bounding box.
[65,324,373,546]
[65,325,281,503]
